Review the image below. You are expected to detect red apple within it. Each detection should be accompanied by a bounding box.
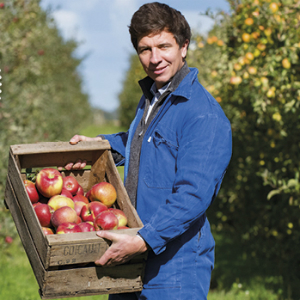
[94,211,119,230]
[56,222,82,234]
[76,185,84,196]
[34,203,52,227]
[5,236,13,244]
[62,176,79,195]
[35,168,63,198]
[74,201,86,216]
[24,180,39,203]
[78,222,95,232]
[73,194,89,204]
[89,182,117,207]
[33,202,42,208]
[80,202,108,222]
[51,206,78,228]
[0,3,5,9]
[76,215,82,224]
[109,208,128,227]
[42,227,54,235]
[118,226,129,230]
[48,195,75,211]
[60,188,73,200]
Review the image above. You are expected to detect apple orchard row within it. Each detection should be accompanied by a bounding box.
[24,168,129,235]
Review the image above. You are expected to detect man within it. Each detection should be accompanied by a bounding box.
[67,3,232,299]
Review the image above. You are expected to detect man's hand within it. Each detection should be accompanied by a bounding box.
[58,135,102,171]
[95,231,148,267]
[69,134,102,145]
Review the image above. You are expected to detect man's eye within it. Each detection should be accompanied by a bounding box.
[139,48,149,54]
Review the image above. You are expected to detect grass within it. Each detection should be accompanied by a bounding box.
[0,237,279,300]
[0,237,108,300]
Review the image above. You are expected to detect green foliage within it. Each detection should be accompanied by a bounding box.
[118,54,146,128]
[0,0,92,246]
[187,0,300,298]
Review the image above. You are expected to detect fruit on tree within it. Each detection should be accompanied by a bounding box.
[282,58,291,69]
[242,33,251,43]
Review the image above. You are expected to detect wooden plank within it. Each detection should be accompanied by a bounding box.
[17,150,104,169]
[47,228,140,245]
[4,177,46,289]
[40,263,144,299]
[11,141,110,169]
[87,150,108,191]
[106,152,143,228]
[10,141,111,155]
[46,228,141,267]
[7,149,49,268]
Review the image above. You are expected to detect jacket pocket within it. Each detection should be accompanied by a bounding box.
[143,129,178,189]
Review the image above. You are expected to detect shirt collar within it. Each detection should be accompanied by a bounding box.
[150,81,171,98]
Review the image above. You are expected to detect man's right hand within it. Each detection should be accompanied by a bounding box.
[69,134,102,145]
[58,135,102,171]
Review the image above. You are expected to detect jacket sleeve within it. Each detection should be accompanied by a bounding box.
[100,131,128,166]
[138,113,232,255]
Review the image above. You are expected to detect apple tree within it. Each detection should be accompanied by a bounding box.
[118,54,146,128]
[187,0,300,296]
[0,0,91,246]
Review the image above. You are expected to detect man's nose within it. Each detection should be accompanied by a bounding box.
[150,48,161,64]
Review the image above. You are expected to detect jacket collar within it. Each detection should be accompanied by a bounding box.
[139,61,191,101]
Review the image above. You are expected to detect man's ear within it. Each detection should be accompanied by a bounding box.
[181,39,189,59]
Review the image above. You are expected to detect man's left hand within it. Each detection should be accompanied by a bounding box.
[95,231,148,267]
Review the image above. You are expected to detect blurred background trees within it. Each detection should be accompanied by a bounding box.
[187,0,300,298]
[0,0,91,245]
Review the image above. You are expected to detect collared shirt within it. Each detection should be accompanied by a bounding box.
[145,82,171,123]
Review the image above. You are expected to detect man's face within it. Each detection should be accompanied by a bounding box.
[137,30,189,89]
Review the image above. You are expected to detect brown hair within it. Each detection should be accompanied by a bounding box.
[129,2,191,51]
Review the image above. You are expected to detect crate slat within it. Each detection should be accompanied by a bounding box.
[5,177,46,288]
[7,148,50,267]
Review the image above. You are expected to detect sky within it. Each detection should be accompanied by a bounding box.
[40,0,229,112]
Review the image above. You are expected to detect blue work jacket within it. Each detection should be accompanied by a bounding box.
[103,68,232,296]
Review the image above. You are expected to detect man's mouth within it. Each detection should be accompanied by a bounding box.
[152,65,168,75]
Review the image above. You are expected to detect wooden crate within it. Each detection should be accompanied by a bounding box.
[4,141,146,299]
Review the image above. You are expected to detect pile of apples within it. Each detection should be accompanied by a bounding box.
[24,168,128,235]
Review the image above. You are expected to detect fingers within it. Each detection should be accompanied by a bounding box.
[96,230,117,242]
[95,231,122,267]
[69,135,102,145]
[69,135,85,145]
[58,135,102,171]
